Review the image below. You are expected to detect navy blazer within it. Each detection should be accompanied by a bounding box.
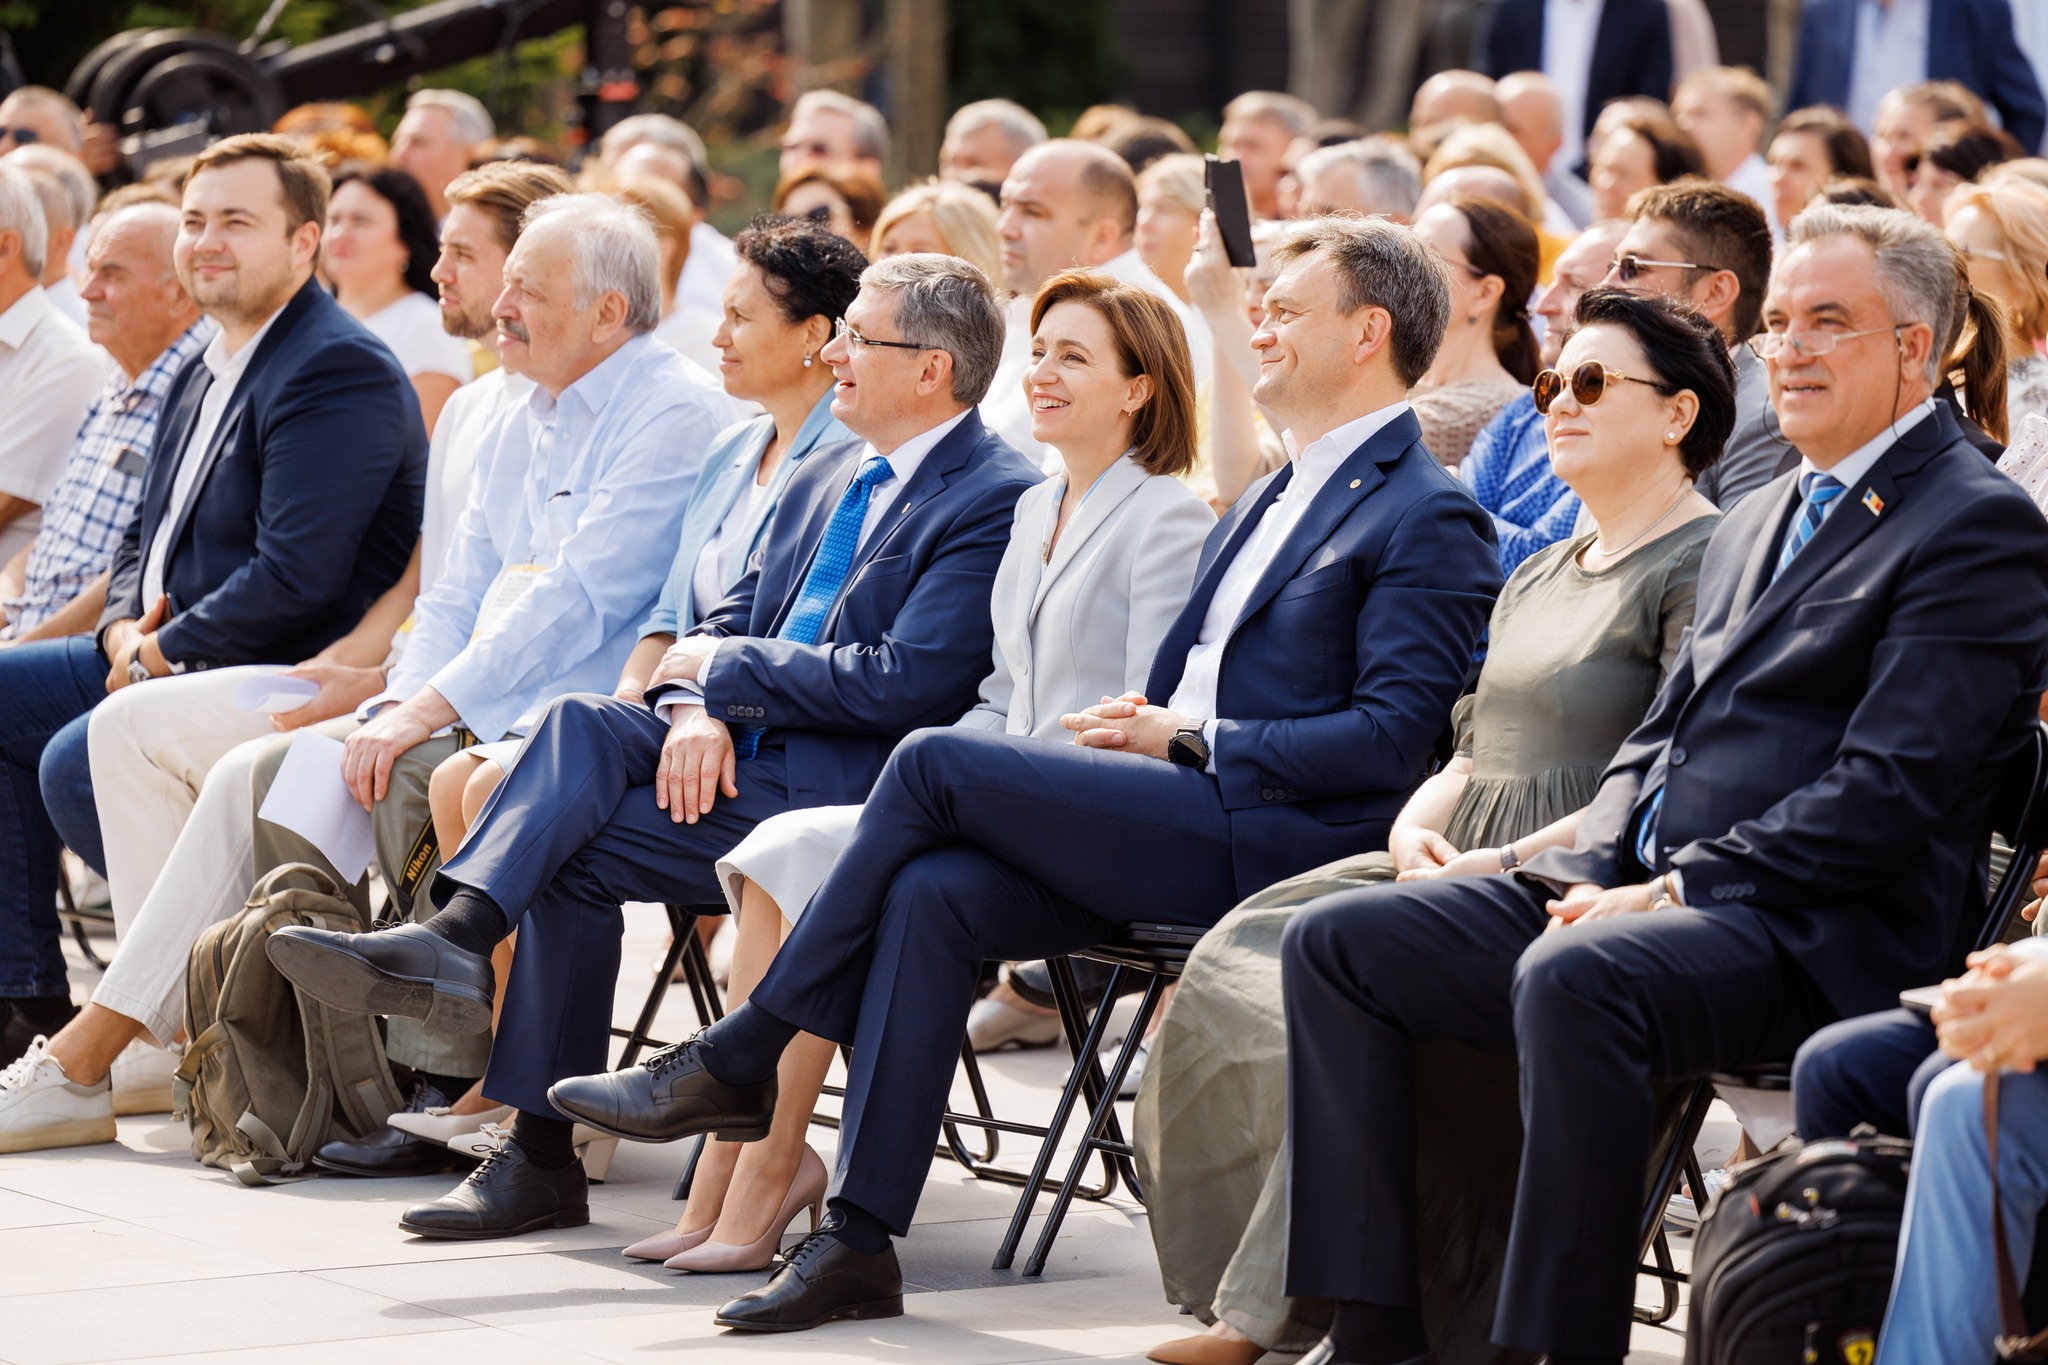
[687,409,1040,808]
[1480,0,1674,149]
[99,278,426,667]
[1787,0,2045,154]
[1525,406,2048,1018]
[1145,409,1502,900]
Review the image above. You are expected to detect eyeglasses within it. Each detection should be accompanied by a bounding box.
[1955,242,2010,263]
[1532,361,1672,414]
[1747,324,1906,360]
[833,316,932,354]
[1437,253,1492,281]
[1613,253,1715,283]
[781,139,836,160]
[0,127,40,145]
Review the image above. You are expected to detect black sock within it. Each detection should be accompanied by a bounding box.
[415,1071,477,1104]
[694,1001,800,1087]
[1331,1300,1428,1364]
[508,1109,575,1170]
[14,996,77,1030]
[420,887,509,957]
[820,1197,892,1255]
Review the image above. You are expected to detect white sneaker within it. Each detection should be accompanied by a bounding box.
[109,1039,178,1116]
[0,1037,115,1153]
[388,1102,514,1146]
[1103,1040,1150,1099]
[966,997,1063,1052]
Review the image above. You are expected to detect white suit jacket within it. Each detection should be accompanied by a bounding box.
[956,453,1214,737]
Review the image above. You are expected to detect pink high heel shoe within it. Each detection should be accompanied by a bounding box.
[623,1223,713,1263]
[664,1144,828,1273]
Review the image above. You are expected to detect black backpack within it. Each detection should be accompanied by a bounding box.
[1684,1134,1911,1365]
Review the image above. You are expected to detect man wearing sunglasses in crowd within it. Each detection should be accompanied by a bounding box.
[1602,180,1794,514]
[1268,202,2048,1365]
[0,87,83,159]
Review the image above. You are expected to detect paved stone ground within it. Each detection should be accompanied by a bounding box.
[2,904,1688,1364]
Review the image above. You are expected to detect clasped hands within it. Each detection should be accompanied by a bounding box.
[101,596,169,693]
[1060,691,1189,760]
[1932,939,2048,1074]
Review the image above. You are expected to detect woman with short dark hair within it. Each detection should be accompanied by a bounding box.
[1138,288,1733,1365]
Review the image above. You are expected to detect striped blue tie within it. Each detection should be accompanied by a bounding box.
[734,455,894,759]
[1772,471,1846,582]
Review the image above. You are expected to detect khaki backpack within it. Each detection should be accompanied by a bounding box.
[172,864,408,1185]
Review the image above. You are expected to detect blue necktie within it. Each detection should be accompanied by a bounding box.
[734,455,894,759]
[1772,470,1846,582]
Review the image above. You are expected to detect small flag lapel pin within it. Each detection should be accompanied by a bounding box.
[1861,488,1886,517]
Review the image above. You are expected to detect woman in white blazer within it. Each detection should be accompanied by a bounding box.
[633,272,1216,1274]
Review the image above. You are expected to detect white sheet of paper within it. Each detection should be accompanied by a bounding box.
[233,673,321,714]
[464,739,524,766]
[255,731,374,883]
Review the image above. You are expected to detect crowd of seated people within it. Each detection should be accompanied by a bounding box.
[9,21,2048,1361]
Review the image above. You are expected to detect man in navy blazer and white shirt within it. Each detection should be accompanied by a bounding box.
[1274,204,2048,1365]
[515,216,1505,1334]
[267,252,1041,1240]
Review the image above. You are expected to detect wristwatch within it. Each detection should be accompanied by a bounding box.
[1498,844,1522,873]
[126,645,151,685]
[1648,874,1681,912]
[1165,724,1211,769]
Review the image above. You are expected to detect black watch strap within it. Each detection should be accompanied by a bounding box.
[1166,725,1210,769]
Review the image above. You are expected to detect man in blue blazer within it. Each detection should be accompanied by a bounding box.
[1787,0,2045,153]
[1275,205,2048,1365]
[1479,0,1673,171]
[0,134,423,1064]
[524,217,1503,1332]
[267,252,1040,1238]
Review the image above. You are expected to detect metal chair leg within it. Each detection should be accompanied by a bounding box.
[57,865,107,971]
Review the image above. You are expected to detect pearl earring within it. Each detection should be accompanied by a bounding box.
[1666,431,1677,442]
[804,353,813,368]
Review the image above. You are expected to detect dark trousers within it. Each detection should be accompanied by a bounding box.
[435,694,795,1114]
[0,637,108,998]
[1792,1007,1946,1139]
[1279,873,1832,1359]
[748,726,1244,1233]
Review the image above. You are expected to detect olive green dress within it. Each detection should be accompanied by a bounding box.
[1134,515,1717,1361]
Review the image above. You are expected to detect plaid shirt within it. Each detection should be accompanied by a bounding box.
[1463,391,1584,576]
[2,321,212,637]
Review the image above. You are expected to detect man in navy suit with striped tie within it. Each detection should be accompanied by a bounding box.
[1271,205,2048,1365]
[266,253,1040,1239]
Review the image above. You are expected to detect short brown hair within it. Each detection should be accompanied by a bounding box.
[1776,106,1875,180]
[1676,66,1774,123]
[772,165,887,237]
[446,160,575,252]
[1627,180,1773,341]
[1028,271,1197,477]
[187,133,331,235]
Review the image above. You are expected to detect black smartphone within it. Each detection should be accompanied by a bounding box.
[1205,154,1258,268]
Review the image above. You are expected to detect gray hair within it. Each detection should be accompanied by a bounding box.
[521,192,663,334]
[93,201,182,280]
[1298,137,1423,221]
[944,99,1047,156]
[1785,202,1958,387]
[1276,216,1451,386]
[6,145,94,232]
[0,88,84,153]
[0,163,48,278]
[860,252,1004,404]
[600,113,707,177]
[405,89,495,146]
[1223,90,1318,136]
[793,90,890,165]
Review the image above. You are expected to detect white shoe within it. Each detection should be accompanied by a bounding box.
[1664,1165,1732,1229]
[109,1039,178,1116]
[1104,1040,1149,1099]
[0,1037,115,1153]
[967,997,1063,1052]
[387,1102,514,1146]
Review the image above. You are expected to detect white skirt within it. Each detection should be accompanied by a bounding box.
[715,803,865,924]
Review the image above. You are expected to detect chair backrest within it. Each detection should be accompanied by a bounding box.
[1972,722,2048,956]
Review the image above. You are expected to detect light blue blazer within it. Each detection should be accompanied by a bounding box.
[641,389,851,638]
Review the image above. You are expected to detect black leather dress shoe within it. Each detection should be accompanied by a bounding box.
[1295,1339,1437,1365]
[546,1038,776,1143]
[1,1002,77,1068]
[398,1143,588,1240]
[267,923,493,1034]
[713,1232,904,1332]
[312,1079,470,1177]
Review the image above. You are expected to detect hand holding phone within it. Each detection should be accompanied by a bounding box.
[1205,154,1258,268]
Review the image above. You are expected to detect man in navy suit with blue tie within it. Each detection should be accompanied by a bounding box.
[516,217,1503,1331]
[1272,205,2048,1365]
[269,252,1040,1237]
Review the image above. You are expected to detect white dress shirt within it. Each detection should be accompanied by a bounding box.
[43,277,87,328]
[1544,0,1607,171]
[361,292,475,384]
[661,407,971,719]
[675,222,738,335]
[1168,400,1414,764]
[1846,0,1932,134]
[692,473,776,620]
[1725,152,1780,238]
[417,367,533,598]
[0,285,111,571]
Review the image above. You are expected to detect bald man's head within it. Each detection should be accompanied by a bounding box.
[995,138,1140,293]
[1415,165,1532,220]
[1497,72,1566,173]
[1411,71,1500,137]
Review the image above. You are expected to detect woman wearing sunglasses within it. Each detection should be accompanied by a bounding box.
[1136,287,1734,1365]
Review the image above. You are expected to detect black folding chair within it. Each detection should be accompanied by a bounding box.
[993,922,1204,1276]
[610,902,725,1068]
[55,862,111,970]
[1632,722,2048,1324]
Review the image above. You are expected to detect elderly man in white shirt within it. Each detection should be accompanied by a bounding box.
[0,163,109,571]
[983,139,1210,468]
